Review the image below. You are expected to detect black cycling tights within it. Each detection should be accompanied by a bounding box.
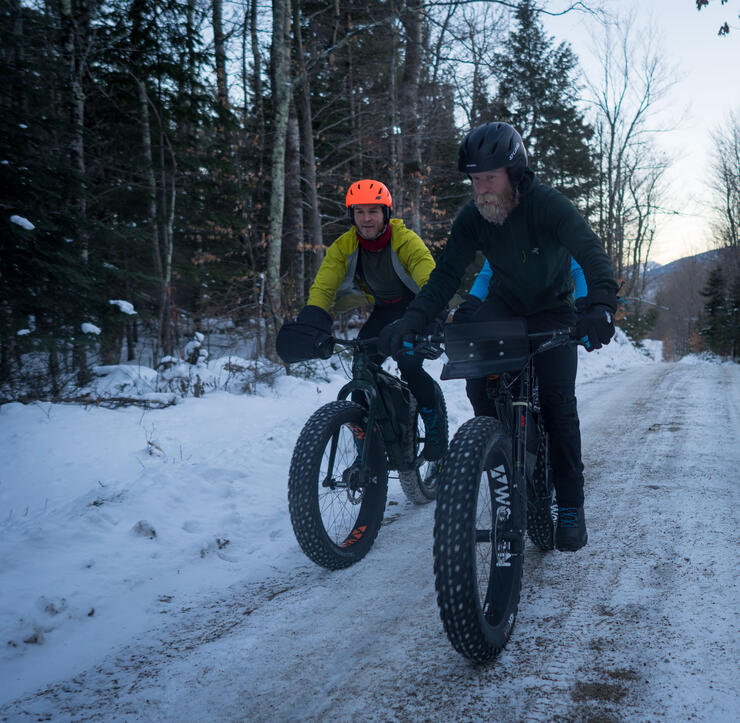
[355,304,437,410]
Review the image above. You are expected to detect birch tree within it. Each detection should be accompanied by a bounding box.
[266,0,292,330]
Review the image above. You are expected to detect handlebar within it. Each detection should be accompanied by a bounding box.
[528,327,578,354]
[329,325,577,360]
[331,336,379,350]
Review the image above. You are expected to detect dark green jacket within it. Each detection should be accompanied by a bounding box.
[409,170,618,321]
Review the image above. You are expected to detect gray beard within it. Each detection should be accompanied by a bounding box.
[474,189,517,224]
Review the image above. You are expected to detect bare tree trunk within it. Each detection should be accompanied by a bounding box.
[2,2,23,384]
[250,0,265,166]
[246,0,266,280]
[213,0,230,115]
[400,1,423,234]
[59,0,92,386]
[266,0,292,332]
[589,15,673,294]
[160,137,177,356]
[329,0,340,69]
[136,79,166,360]
[344,8,362,181]
[711,113,740,248]
[284,101,305,305]
[293,0,324,279]
[126,319,137,362]
[8,0,26,115]
[138,82,162,282]
[123,242,136,362]
[389,2,403,215]
[59,0,89,260]
[241,5,250,124]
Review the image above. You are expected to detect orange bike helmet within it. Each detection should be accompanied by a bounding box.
[345,179,392,225]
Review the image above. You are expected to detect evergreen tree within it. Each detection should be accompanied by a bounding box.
[492,0,597,208]
[618,306,658,345]
[1,2,99,393]
[728,267,740,360]
[699,266,729,355]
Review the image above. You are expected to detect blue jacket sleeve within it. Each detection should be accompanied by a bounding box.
[472,257,585,301]
[469,259,493,300]
[570,258,588,300]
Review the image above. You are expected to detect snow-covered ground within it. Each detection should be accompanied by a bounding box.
[1,331,738,721]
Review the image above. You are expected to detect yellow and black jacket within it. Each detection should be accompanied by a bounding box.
[307,219,435,313]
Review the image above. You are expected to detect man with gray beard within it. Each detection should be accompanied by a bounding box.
[379,122,618,551]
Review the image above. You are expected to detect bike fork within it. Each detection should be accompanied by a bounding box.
[323,401,380,488]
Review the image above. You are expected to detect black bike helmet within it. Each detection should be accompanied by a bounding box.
[458,122,528,188]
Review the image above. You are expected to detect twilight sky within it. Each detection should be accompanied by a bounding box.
[544,0,739,264]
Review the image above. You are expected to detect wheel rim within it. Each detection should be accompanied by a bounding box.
[317,423,367,546]
[475,463,516,626]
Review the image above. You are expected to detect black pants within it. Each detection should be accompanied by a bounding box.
[461,295,585,507]
[356,304,436,409]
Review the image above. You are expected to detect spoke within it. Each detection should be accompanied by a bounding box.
[475,468,494,609]
[317,422,366,545]
[475,460,515,612]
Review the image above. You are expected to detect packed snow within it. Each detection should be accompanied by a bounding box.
[80,322,102,335]
[1,330,738,721]
[9,215,35,231]
[108,300,137,316]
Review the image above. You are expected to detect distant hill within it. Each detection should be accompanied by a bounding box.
[637,246,739,354]
[643,249,721,300]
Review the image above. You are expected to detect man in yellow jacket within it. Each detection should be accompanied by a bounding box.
[276,179,445,460]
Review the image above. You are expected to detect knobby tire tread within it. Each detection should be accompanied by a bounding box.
[526,437,556,551]
[288,401,388,570]
[433,416,524,664]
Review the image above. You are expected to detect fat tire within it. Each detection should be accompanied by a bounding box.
[288,401,388,569]
[398,381,448,505]
[433,416,524,663]
[526,436,556,551]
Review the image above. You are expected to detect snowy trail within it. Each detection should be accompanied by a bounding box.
[1,359,739,721]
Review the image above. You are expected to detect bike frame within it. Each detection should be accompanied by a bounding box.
[326,338,416,486]
[490,329,573,484]
[432,323,574,502]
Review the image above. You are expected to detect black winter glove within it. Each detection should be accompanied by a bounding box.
[275,305,334,363]
[377,308,427,359]
[575,290,618,351]
[452,294,483,325]
[414,307,448,360]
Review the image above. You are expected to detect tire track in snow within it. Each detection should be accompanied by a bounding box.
[491,363,677,722]
[2,362,738,722]
[520,360,740,721]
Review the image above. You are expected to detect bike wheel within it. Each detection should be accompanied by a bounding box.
[433,416,524,663]
[288,401,388,570]
[398,381,448,505]
[526,434,557,551]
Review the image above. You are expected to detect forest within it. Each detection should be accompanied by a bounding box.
[1,0,739,400]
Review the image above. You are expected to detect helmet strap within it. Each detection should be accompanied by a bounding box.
[348,206,391,226]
